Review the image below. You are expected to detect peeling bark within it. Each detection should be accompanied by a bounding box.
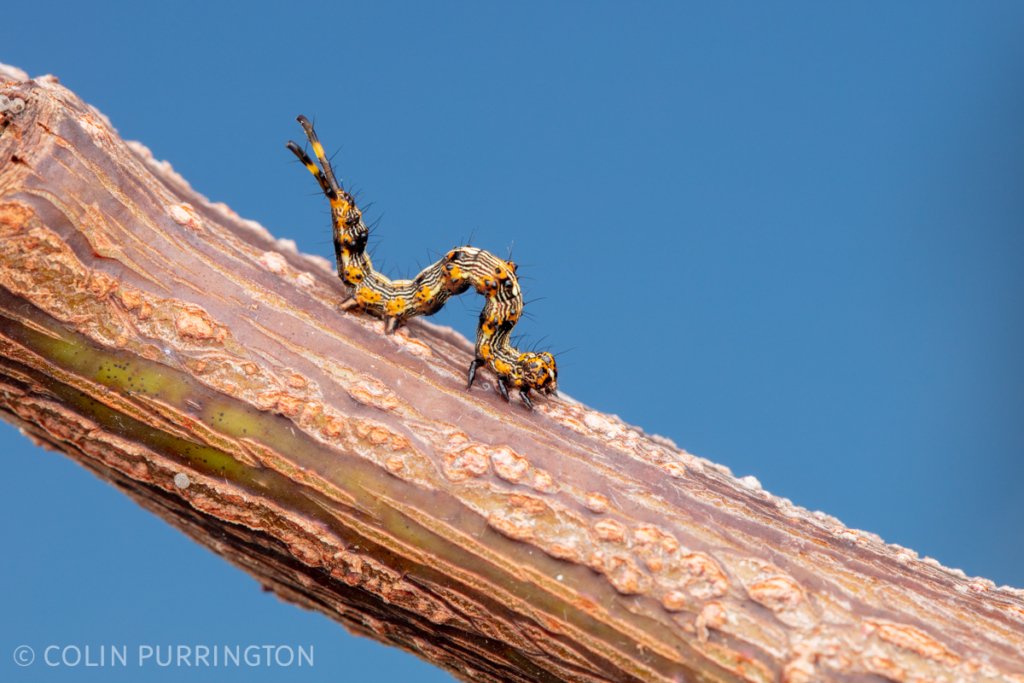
[1,63,1022,683]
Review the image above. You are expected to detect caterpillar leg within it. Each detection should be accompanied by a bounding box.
[519,389,533,410]
[496,379,510,403]
[384,317,399,335]
[338,294,364,319]
[466,358,483,389]
[339,297,361,312]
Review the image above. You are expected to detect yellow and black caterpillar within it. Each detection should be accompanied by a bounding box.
[287,116,558,409]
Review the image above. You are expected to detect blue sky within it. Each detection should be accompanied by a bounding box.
[3,3,1023,681]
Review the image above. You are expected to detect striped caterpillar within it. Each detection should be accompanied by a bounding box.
[286,116,558,409]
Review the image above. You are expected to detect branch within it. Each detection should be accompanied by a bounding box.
[1,64,1021,683]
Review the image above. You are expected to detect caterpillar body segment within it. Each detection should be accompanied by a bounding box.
[287,116,558,408]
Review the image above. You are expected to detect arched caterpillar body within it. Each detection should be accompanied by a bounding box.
[286,116,557,409]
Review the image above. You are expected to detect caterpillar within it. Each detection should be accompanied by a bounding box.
[286,116,558,409]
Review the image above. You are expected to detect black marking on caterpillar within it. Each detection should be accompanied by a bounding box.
[287,115,558,409]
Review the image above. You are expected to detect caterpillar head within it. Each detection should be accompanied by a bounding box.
[518,351,558,395]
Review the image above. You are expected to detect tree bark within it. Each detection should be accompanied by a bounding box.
[1,63,1022,683]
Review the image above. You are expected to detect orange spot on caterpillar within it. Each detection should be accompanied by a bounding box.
[344,264,365,282]
[414,285,434,303]
[385,297,408,317]
[356,287,383,305]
